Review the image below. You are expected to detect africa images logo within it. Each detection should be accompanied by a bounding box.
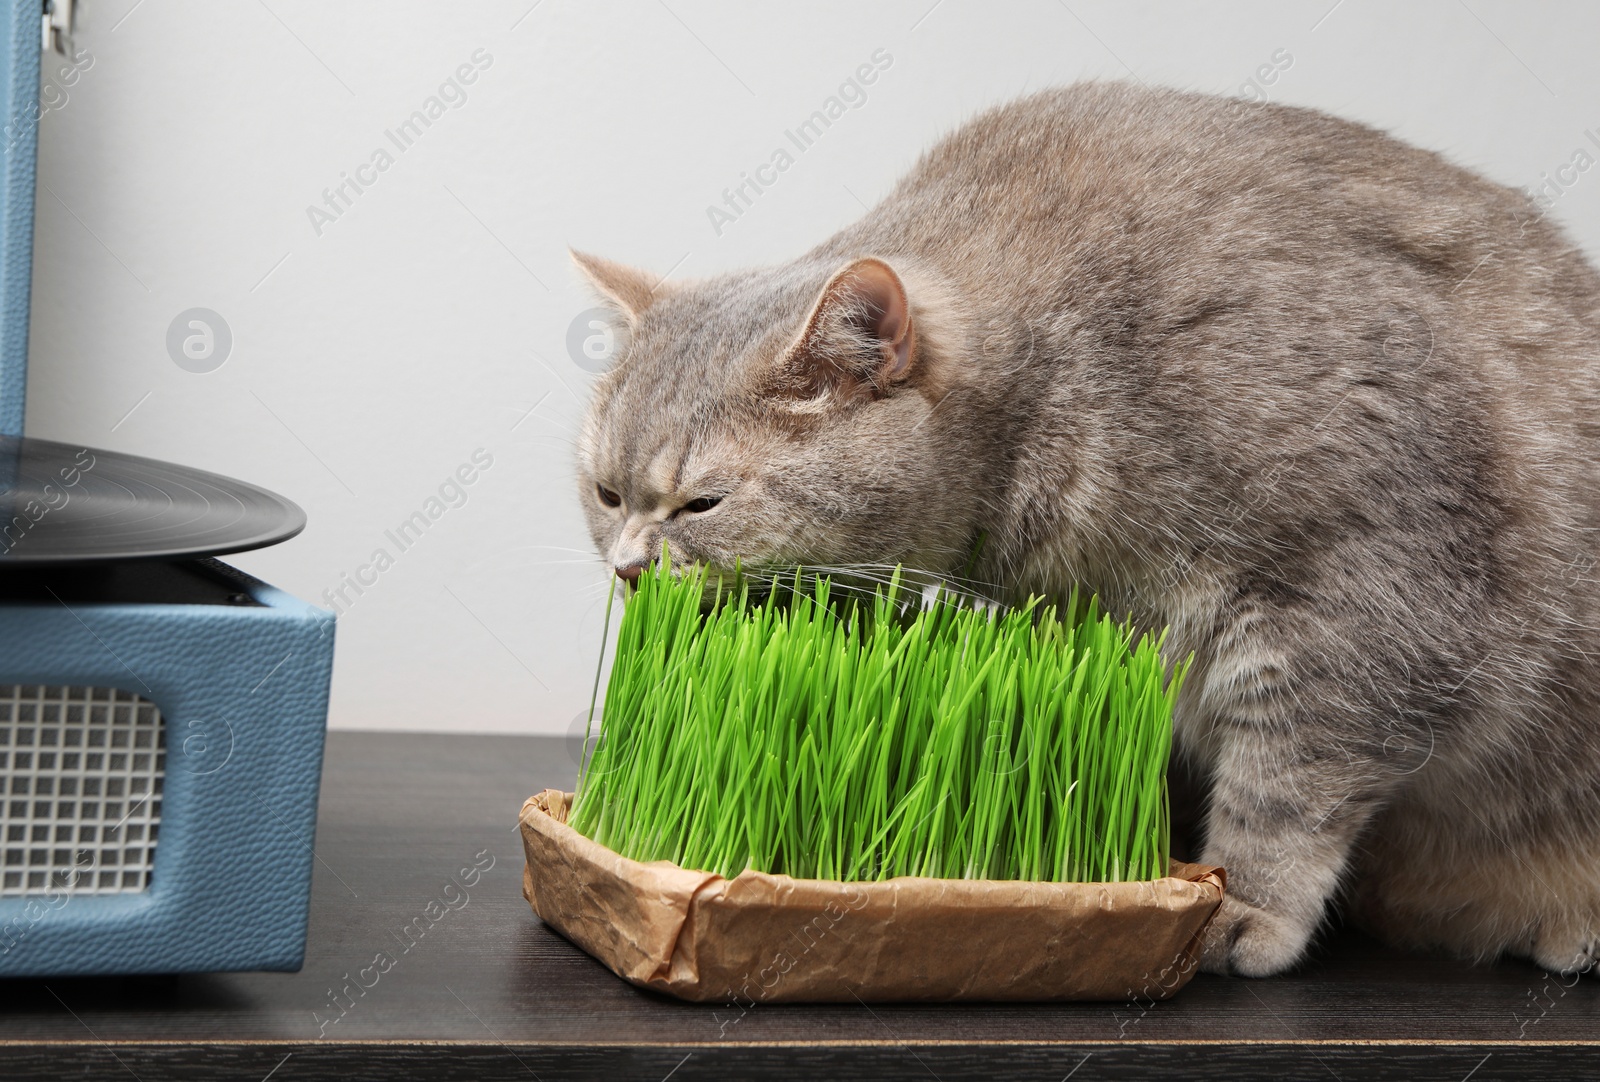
[305,49,493,237]
[705,49,893,237]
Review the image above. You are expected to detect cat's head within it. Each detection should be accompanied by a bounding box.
[572,250,996,586]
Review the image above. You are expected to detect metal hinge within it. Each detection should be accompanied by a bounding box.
[42,0,73,56]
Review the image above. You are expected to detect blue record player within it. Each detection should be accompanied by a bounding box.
[0,0,335,976]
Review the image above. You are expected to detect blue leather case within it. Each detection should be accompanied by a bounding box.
[0,0,38,433]
[0,563,336,975]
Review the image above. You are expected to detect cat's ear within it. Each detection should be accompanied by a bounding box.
[782,257,916,400]
[570,249,662,320]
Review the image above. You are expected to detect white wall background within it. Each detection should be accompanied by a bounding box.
[21,1,1600,736]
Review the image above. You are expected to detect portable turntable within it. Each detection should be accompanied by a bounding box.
[0,1,336,976]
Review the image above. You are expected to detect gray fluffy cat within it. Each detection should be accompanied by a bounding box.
[574,82,1600,978]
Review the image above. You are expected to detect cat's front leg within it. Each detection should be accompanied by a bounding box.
[1193,713,1402,977]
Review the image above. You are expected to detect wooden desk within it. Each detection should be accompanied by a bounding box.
[2,732,1595,1079]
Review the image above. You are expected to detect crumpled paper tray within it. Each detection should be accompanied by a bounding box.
[520,789,1225,1003]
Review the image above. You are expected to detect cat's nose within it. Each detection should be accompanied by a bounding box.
[614,561,648,583]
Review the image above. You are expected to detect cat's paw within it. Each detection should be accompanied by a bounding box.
[1197,893,1310,977]
[1533,929,1599,978]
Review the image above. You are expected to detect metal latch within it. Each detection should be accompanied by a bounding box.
[42,0,73,56]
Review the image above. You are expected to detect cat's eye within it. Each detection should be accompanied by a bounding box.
[682,496,722,514]
[596,484,622,508]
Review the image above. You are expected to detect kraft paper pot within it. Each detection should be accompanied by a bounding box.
[520,789,1226,1003]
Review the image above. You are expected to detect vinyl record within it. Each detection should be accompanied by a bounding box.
[0,435,306,565]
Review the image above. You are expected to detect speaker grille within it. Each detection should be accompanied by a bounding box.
[0,685,164,896]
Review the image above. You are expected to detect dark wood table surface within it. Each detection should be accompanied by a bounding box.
[2,732,1596,1080]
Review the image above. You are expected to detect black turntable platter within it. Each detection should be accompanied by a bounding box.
[0,435,305,565]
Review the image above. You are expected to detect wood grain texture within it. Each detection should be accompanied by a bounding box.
[2,1044,1599,1082]
[0,732,1595,1077]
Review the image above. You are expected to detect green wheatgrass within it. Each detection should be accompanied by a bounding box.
[568,561,1188,884]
